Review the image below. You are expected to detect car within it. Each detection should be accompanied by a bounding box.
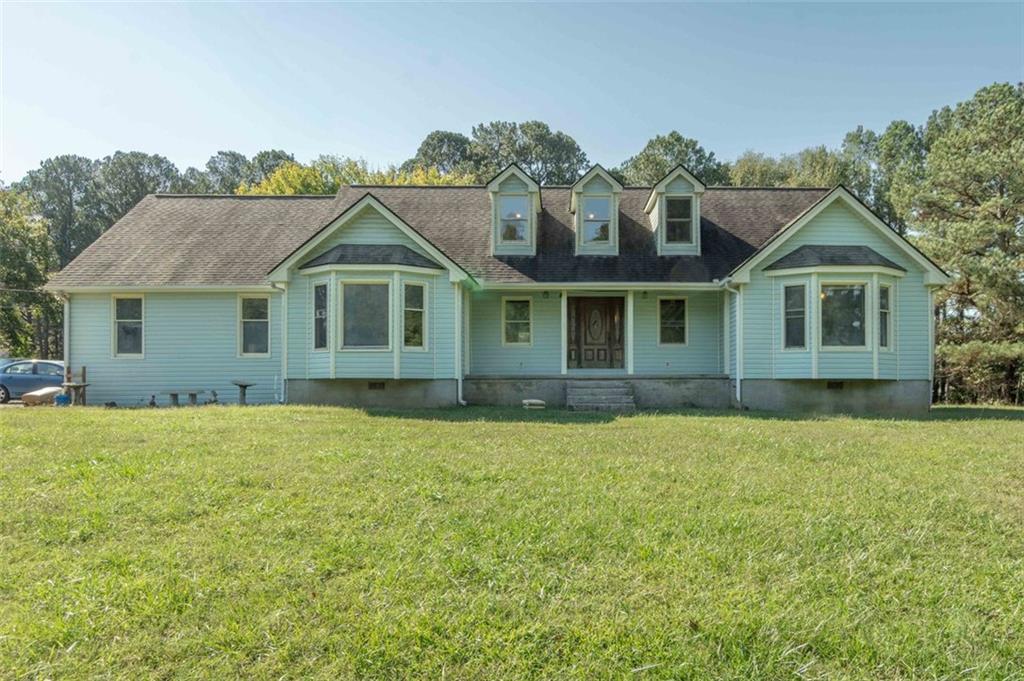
[0,360,65,403]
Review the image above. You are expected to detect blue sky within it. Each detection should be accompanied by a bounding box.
[2,2,1021,182]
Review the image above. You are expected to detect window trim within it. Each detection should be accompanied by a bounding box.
[311,280,329,352]
[402,281,429,352]
[338,279,392,352]
[656,296,689,346]
[501,296,533,347]
[781,283,808,352]
[878,283,894,352]
[818,280,870,351]
[496,193,532,246]
[662,195,696,246]
[237,294,271,358]
[111,294,145,359]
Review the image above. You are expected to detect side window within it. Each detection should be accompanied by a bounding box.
[113,296,144,357]
[239,296,270,356]
[4,362,34,375]
[658,298,687,345]
[879,285,891,349]
[783,285,806,349]
[502,298,532,345]
[37,363,64,377]
[403,283,426,350]
[313,283,328,350]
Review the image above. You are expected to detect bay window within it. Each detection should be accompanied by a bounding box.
[820,284,866,347]
[783,285,806,349]
[340,282,390,349]
[403,282,426,350]
[313,283,328,350]
[879,284,892,349]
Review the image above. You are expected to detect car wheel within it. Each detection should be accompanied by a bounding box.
[0,385,9,404]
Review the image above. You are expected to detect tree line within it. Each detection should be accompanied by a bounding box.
[1,82,1021,403]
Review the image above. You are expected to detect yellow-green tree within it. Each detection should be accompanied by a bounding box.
[236,158,477,195]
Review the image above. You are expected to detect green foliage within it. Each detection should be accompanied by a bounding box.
[237,158,479,195]
[729,151,795,187]
[616,131,731,186]
[936,341,1024,404]
[92,151,181,226]
[17,155,102,268]
[0,189,61,358]
[468,120,589,184]
[2,406,1023,677]
[402,130,473,175]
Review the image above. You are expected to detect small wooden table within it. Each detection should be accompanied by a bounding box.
[62,382,90,406]
[162,389,205,406]
[231,380,255,405]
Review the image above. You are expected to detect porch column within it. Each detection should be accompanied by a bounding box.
[626,291,635,375]
[560,289,568,375]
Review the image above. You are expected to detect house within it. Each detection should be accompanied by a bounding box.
[45,164,950,413]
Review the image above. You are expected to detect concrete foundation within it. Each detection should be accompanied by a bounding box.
[739,379,932,416]
[286,379,457,408]
[463,376,732,409]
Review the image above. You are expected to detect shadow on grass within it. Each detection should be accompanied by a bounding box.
[361,404,1023,424]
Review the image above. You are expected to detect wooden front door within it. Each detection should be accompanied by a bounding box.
[568,297,625,369]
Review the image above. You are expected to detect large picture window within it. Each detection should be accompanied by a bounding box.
[403,282,426,350]
[879,284,891,349]
[498,195,530,243]
[313,283,328,350]
[664,197,693,244]
[658,298,687,345]
[239,296,270,356]
[783,285,806,349]
[502,298,532,345]
[821,284,866,347]
[581,196,611,244]
[113,296,143,357]
[341,282,390,349]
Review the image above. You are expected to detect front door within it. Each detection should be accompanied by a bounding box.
[568,297,624,369]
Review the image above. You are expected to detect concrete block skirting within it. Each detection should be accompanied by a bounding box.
[463,377,732,409]
[286,379,457,408]
[739,379,932,416]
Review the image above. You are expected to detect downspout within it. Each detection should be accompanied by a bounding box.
[270,283,287,404]
[60,293,70,367]
[716,277,743,406]
[454,281,467,405]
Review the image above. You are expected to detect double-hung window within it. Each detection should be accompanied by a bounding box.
[239,296,270,356]
[502,298,532,345]
[113,296,144,357]
[820,284,866,348]
[879,285,892,349]
[658,298,687,345]
[581,196,611,245]
[498,195,530,243]
[340,282,390,349]
[403,283,426,350]
[783,285,806,349]
[664,197,693,244]
[313,283,328,350]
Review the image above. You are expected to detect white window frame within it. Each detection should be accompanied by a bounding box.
[577,194,614,247]
[237,294,271,358]
[501,296,533,347]
[878,283,894,352]
[781,282,809,352]
[402,281,429,352]
[496,194,532,245]
[818,280,870,351]
[656,296,688,346]
[311,280,329,352]
[338,279,392,352]
[662,195,696,245]
[111,294,144,359]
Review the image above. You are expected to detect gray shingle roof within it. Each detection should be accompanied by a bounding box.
[299,244,443,270]
[47,186,830,288]
[764,244,906,271]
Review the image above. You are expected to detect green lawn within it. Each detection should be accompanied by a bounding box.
[2,406,1023,679]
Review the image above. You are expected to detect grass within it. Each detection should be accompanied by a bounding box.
[1,405,1023,679]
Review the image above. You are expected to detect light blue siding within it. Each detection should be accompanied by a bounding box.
[468,291,561,376]
[305,206,431,261]
[633,291,723,375]
[498,175,530,193]
[741,200,933,380]
[581,175,613,193]
[68,292,283,406]
[666,176,695,193]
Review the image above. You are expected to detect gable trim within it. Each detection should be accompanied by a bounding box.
[570,164,623,213]
[267,193,474,285]
[644,164,707,213]
[727,186,951,286]
[485,163,541,193]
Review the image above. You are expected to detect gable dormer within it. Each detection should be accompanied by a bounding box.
[487,163,541,256]
[570,165,623,256]
[644,164,706,256]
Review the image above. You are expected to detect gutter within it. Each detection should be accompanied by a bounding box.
[270,282,288,404]
[715,277,743,406]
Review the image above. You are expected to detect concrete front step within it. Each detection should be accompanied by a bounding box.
[567,387,633,397]
[566,380,636,411]
[566,380,633,389]
[570,402,637,412]
[567,393,635,404]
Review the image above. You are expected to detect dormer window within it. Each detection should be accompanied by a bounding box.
[498,195,530,243]
[581,197,611,244]
[665,197,693,244]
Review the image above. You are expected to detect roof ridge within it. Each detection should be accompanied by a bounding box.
[705,186,832,191]
[153,193,335,199]
[346,184,486,189]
